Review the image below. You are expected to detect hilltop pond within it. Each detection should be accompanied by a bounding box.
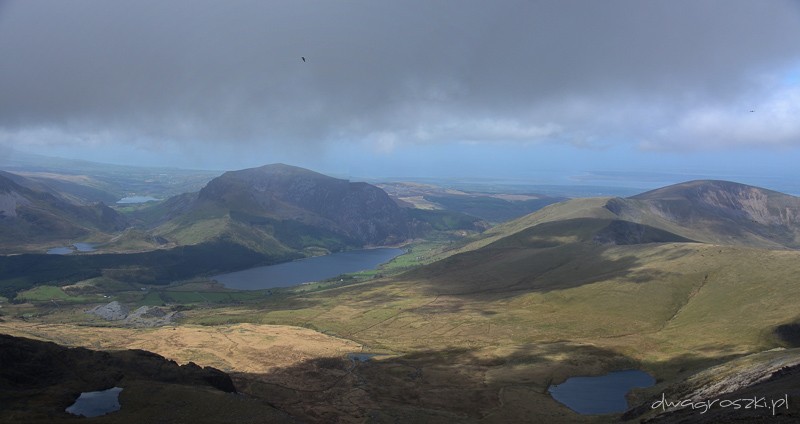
[213,247,404,290]
[548,370,655,415]
[65,387,123,417]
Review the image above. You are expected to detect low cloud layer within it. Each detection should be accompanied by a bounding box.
[1,0,799,159]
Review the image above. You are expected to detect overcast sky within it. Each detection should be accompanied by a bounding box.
[1,0,799,184]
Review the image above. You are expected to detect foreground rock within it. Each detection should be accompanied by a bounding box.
[0,334,296,423]
[625,348,800,423]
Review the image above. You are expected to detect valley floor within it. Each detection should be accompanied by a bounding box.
[4,238,800,421]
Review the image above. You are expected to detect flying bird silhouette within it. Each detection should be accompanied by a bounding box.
[301,57,306,62]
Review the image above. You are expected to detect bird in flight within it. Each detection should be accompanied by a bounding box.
[301,57,306,62]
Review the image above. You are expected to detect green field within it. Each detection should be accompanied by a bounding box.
[15,285,102,304]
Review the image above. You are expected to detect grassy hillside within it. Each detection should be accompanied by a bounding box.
[0,172,128,252]
[161,181,800,420]
[234,242,800,361]
[10,236,799,421]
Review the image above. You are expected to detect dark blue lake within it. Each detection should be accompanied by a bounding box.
[65,387,122,417]
[213,248,404,290]
[548,369,655,415]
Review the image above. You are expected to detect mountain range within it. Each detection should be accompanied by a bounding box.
[0,164,487,296]
[3,164,800,422]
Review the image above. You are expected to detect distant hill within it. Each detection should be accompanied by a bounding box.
[449,180,800,256]
[0,149,221,201]
[617,180,800,248]
[1,169,120,204]
[377,181,566,223]
[0,171,127,251]
[404,179,800,300]
[199,164,412,246]
[136,164,486,255]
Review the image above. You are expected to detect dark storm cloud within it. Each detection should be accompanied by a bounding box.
[1,0,799,150]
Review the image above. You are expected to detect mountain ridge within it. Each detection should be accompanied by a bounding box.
[615,179,800,248]
[0,171,128,250]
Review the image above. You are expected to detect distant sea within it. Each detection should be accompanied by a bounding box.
[371,171,800,197]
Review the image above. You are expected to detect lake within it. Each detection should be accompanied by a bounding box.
[548,369,655,415]
[117,196,159,204]
[46,243,96,255]
[65,386,123,417]
[213,248,404,290]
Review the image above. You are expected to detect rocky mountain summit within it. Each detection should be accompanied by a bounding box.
[607,180,800,248]
[197,163,411,245]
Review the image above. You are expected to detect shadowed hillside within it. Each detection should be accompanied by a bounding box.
[0,171,127,252]
[0,334,296,423]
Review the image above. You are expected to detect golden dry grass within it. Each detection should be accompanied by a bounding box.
[0,321,361,375]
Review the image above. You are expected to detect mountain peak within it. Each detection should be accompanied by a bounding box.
[243,163,335,179]
[615,180,800,248]
[631,180,783,201]
[196,164,409,246]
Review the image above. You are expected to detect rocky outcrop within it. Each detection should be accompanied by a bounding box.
[124,306,184,327]
[0,334,239,392]
[625,349,800,423]
[0,334,238,420]
[87,301,129,321]
[87,302,183,327]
